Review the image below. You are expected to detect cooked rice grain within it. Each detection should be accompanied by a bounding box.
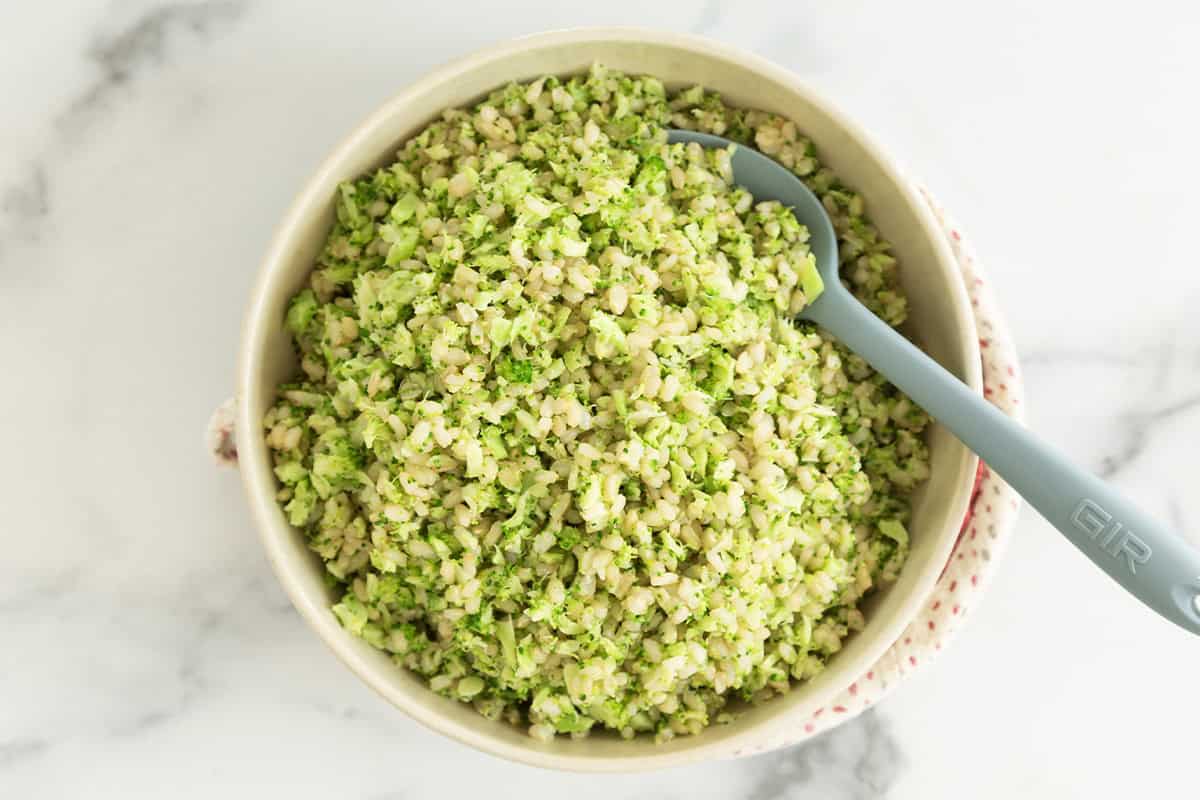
[266,65,929,741]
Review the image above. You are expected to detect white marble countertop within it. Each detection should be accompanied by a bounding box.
[3,1,1197,797]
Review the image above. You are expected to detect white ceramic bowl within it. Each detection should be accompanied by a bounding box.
[236,28,981,771]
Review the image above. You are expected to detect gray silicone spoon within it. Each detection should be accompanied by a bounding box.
[669,128,1200,635]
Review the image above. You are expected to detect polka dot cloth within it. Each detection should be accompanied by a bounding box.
[738,189,1026,756]
[207,190,1025,754]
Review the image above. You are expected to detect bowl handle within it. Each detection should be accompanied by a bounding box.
[206,397,239,467]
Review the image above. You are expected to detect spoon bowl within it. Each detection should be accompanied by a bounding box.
[668,128,840,293]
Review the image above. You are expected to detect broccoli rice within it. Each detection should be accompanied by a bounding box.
[264,65,930,742]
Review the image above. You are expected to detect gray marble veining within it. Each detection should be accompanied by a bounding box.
[1099,392,1200,478]
[692,0,724,35]
[59,0,247,138]
[0,738,50,770]
[0,1,247,264]
[744,712,903,800]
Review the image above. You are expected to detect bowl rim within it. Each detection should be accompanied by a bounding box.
[236,26,981,772]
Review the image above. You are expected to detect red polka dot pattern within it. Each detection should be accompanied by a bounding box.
[746,189,1025,755]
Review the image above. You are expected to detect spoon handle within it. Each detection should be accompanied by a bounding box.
[805,287,1200,635]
